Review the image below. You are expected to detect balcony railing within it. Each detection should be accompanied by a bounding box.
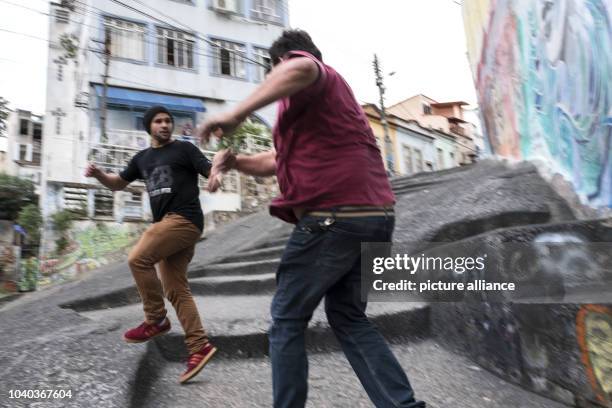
[102,129,150,150]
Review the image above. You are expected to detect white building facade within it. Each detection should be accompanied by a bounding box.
[41,0,288,241]
[5,110,44,194]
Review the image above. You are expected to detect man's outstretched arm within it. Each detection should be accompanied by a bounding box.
[207,149,276,192]
[234,150,276,177]
[84,163,130,191]
[196,57,319,142]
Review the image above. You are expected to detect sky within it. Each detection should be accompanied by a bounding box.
[0,0,477,117]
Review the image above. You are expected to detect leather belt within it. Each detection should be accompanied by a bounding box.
[306,205,394,218]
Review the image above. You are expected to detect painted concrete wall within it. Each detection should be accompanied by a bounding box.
[394,123,436,175]
[463,0,612,209]
[367,116,401,174]
[428,220,612,407]
[388,95,451,134]
[434,133,458,170]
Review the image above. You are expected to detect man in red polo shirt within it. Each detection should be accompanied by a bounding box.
[198,30,425,408]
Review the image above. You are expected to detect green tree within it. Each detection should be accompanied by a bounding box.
[51,209,76,254]
[17,204,43,247]
[18,256,39,292]
[216,120,271,153]
[59,33,79,60]
[0,173,36,220]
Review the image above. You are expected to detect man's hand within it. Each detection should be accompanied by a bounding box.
[212,149,236,172]
[84,163,102,179]
[206,149,236,193]
[196,111,243,144]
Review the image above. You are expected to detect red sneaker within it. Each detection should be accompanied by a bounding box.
[123,318,171,343]
[179,342,217,384]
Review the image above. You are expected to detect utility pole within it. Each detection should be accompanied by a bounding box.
[373,54,395,176]
[100,30,110,143]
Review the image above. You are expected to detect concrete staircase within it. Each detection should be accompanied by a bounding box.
[1,160,579,408]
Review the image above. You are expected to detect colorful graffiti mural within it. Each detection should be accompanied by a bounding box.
[577,305,612,406]
[38,223,141,286]
[463,0,612,209]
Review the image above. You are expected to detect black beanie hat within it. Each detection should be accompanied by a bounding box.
[143,106,173,135]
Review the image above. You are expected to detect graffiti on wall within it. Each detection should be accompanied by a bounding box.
[463,0,612,208]
[40,222,140,286]
[577,305,612,405]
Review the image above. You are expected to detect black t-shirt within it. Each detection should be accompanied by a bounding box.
[119,140,211,231]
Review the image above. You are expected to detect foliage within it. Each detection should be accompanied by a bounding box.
[17,204,42,246]
[216,120,271,153]
[60,0,76,11]
[59,33,79,60]
[0,173,37,220]
[51,209,77,254]
[18,257,38,292]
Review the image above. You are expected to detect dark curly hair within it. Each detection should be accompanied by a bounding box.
[268,29,323,66]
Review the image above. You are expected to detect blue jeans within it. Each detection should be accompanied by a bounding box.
[269,215,425,408]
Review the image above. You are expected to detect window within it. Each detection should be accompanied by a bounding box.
[437,148,444,169]
[33,124,42,140]
[252,47,271,82]
[449,152,455,165]
[211,39,246,78]
[423,104,432,115]
[124,191,143,219]
[94,189,114,217]
[251,0,282,23]
[157,27,194,69]
[19,144,28,161]
[402,145,413,174]
[414,148,423,172]
[55,8,69,23]
[63,186,88,217]
[32,151,41,165]
[105,17,146,61]
[19,119,29,136]
[135,115,145,131]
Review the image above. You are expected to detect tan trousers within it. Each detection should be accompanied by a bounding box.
[128,213,207,354]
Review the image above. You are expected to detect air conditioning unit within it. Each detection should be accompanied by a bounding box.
[213,0,238,13]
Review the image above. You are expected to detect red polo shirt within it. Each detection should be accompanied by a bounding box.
[270,51,395,223]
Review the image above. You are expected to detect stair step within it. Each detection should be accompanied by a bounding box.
[81,295,429,358]
[248,236,291,250]
[189,273,276,295]
[188,259,281,278]
[218,245,286,263]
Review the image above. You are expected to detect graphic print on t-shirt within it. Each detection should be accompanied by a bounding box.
[145,165,174,197]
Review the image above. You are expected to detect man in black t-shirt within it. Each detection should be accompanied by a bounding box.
[85,106,217,384]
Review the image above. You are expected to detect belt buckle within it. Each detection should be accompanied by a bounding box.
[318,217,335,230]
[322,217,335,226]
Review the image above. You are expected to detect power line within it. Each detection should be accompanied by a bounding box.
[0,27,105,54]
[96,0,271,68]
[64,0,271,67]
[0,1,265,67]
[0,0,48,15]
